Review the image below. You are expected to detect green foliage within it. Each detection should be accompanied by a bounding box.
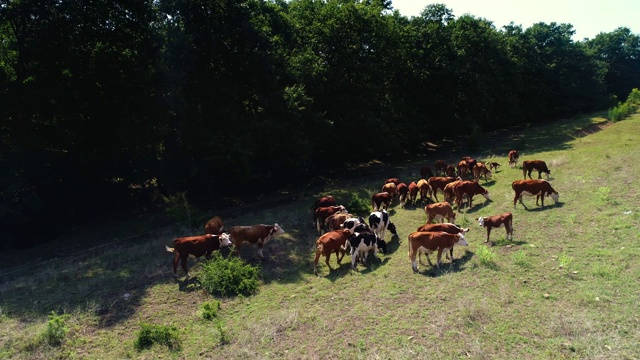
[201,300,221,321]
[476,245,497,268]
[345,193,371,217]
[512,250,531,268]
[200,253,261,297]
[134,323,181,351]
[608,88,640,122]
[597,186,611,203]
[559,253,574,269]
[216,320,230,345]
[43,311,70,347]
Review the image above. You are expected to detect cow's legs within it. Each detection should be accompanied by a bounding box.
[485,228,491,243]
[436,249,443,269]
[180,254,190,277]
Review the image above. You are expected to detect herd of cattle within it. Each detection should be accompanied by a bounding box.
[165,150,561,277]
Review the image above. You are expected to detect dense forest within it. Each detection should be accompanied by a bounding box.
[1,0,639,248]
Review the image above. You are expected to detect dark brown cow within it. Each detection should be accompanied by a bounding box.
[407,231,468,271]
[420,166,434,179]
[445,164,457,178]
[508,150,519,168]
[314,205,348,233]
[396,182,409,206]
[428,176,460,202]
[313,229,352,275]
[443,180,463,203]
[488,162,501,172]
[228,223,285,258]
[461,156,478,171]
[309,195,337,225]
[512,179,559,208]
[425,202,456,224]
[476,212,513,243]
[434,160,448,175]
[166,233,233,276]
[385,178,400,185]
[522,160,551,180]
[408,181,419,205]
[371,192,392,211]
[472,162,492,181]
[417,178,431,202]
[204,216,224,235]
[416,223,470,261]
[454,180,490,211]
[457,160,470,178]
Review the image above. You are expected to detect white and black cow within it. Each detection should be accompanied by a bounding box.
[342,217,366,234]
[368,210,397,243]
[343,232,387,269]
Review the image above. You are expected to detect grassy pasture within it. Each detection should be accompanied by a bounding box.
[1,113,639,359]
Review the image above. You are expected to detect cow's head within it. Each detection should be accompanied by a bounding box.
[549,192,559,203]
[273,223,285,234]
[336,205,348,214]
[342,218,362,234]
[476,217,486,227]
[219,233,232,247]
[387,222,397,236]
[377,238,388,254]
[456,234,468,246]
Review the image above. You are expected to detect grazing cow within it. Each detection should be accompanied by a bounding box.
[371,192,392,211]
[342,217,366,234]
[368,210,398,243]
[477,212,513,243]
[472,162,492,181]
[457,160,470,178]
[445,164,457,178]
[454,180,490,211]
[420,166,434,180]
[313,229,352,275]
[416,223,470,262]
[396,182,409,207]
[381,182,397,199]
[523,160,551,180]
[314,205,348,233]
[512,179,559,208]
[344,232,387,269]
[309,195,337,225]
[461,156,478,171]
[166,233,233,276]
[325,213,356,232]
[425,202,456,224]
[416,178,431,202]
[385,178,400,186]
[443,180,463,203]
[204,216,225,235]
[408,181,419,205]
[428,176,460,202]
[434,160,448,175]
[407,231,468,271]
[228,223,285,258]
[508,150,519,168]
[488,162,501,172]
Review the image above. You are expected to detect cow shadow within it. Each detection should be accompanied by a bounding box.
[414,249,474,277]
[490,238,528,247]
[519,201,565,212]
[383,234,401,255]
[458,200,491,214]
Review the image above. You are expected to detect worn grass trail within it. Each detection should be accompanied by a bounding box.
[1,113,639,359]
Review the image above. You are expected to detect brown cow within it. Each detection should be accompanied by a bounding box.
[416,223,470,262]
[420,166,434,180]
[385,178,400,185]
[454,180,490,211]
[228,223,285,258]
[313,229,352,275]
[508,150,519,168]
[204,216,224,235]
[434,160,448,175]
[396,182,409,207]
[472,162,492,181]
[445,164,457,178]
[407,231,468,271]
[425,202,456,224]
[371,192,392,211]
[428,176,460,202]
[381,182,397,198]
[477,212,513,243]
[443,180,463,203]
[408,181,419,205]
[166,233,233,276]
[461,156,478,171]
[523,160,551,180]
[309,195,337,225]
[457,160,470,178]
[325,212,357,232]
[512,179,559,208]
[416,178,431,202]
[314,205,348,233]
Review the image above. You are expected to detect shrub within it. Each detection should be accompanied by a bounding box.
[134,323,181,351]
[43,311,70,346]
[201,300,221,321]
[200,252,260,297]
[476,245,497,269]
[512,250,530,268]
[344,193,371,217]
[608,88,640,122]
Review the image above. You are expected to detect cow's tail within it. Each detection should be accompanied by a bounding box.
[341,239,349,251]
[165,245,175,253]
[407,234,413,260]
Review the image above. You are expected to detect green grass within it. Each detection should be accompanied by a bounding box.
[1,112,639,359]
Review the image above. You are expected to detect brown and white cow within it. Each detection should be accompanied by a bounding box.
[416,223,469,261]
[522,160,551,180]
[425,202,456,224]
[325,212,357,232]
[371,192,392,211]
[407,231,468,271]
[508,150,519,168]
[420,166,434,180]
[476,212,513,243]
[416,178,431,202]
[204,216,225,235]
[396,182,409,207]
[381,182,397,199]
[472,162,492,181]
[166,233,233,276]
[512,179,559,208]
[428,176,460,202]
[454,180,490,211]
[313,229,352,275]
[408,181,419,205]
[434,160,448,175]
[228,223,285,258]
[314,205,348,233]
[443,179,463,203]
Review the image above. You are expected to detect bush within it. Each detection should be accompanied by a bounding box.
[134,323,181,351]
[43,311,70,346]
[608,88,640,122]
[345,193,371,217]
[200,252,260,297]
[476,245,497,269]
[201,300,221,321]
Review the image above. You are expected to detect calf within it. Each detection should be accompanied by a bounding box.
[476,212,513,243]
[454,180,490,211]
[428,176,459,202]
[508,150,519,168]
[313,229,352,275]
[417,178,431,202]
[407,231,468,271]
[472,162,492,182]
[522,160,551,180]
[371,192,392,211]
[314,205,348,233]
[416,223,469,261]
[408,181,419,205]
[488,162,501,172]
[204,216,225,235]
[344,232,387,269]
[425,202,456,224]
[368,210,398,243]
[166,233,233,276]
[228,223,285,258]
[512,179,559,208]
[396,182,409,207]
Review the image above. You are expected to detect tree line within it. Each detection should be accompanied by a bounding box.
[1,0,639,248]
